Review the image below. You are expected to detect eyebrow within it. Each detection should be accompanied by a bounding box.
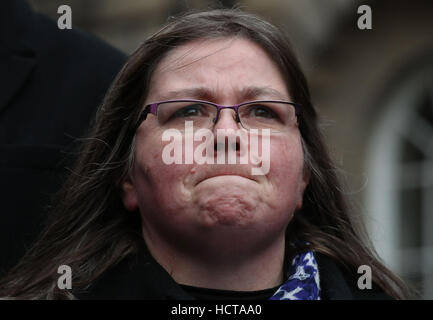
[154,86,289,102]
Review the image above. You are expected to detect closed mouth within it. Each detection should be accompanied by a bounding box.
[197,173,256,185]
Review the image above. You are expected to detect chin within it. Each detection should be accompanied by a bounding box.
[200,207,256,227]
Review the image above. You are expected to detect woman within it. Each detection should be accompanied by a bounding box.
[0,9,412,300]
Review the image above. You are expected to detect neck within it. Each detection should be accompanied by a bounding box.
[142,226,286,291]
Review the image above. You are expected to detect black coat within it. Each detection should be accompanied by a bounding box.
[73,248,393,300]
[0,0,126,275]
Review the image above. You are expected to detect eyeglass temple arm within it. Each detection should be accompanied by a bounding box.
[136,103,158,128]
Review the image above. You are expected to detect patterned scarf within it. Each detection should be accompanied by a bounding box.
[269,251,321,300]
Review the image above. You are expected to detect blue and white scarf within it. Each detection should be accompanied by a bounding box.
[269,251,321,300]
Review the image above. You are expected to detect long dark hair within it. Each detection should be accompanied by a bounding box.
[0,8,412,299]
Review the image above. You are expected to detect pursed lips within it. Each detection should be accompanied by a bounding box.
[195,170,257,186]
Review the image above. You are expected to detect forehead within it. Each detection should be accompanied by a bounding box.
[146,37,290,103]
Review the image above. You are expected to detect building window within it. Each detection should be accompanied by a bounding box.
[367,65,433,299]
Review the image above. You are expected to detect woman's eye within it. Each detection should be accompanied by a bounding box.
[251,105,278,119]
[173,105,203,118]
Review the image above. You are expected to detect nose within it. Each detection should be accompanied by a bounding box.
[213,108,240,131]
[212,108,242,156]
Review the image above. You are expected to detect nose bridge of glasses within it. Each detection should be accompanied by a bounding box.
[213,105,240,125]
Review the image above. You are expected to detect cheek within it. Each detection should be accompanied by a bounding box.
[132,132,194,214]
[267,134,305,204]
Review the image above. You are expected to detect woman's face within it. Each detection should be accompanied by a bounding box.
[122,37,308,251]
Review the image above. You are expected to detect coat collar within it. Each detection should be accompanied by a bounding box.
[73,248,193,300]
[73,247,384,300]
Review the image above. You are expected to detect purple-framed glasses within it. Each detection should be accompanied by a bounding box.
[136,99,301,132]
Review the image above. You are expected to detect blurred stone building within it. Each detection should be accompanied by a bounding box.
[29,0,433,298]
